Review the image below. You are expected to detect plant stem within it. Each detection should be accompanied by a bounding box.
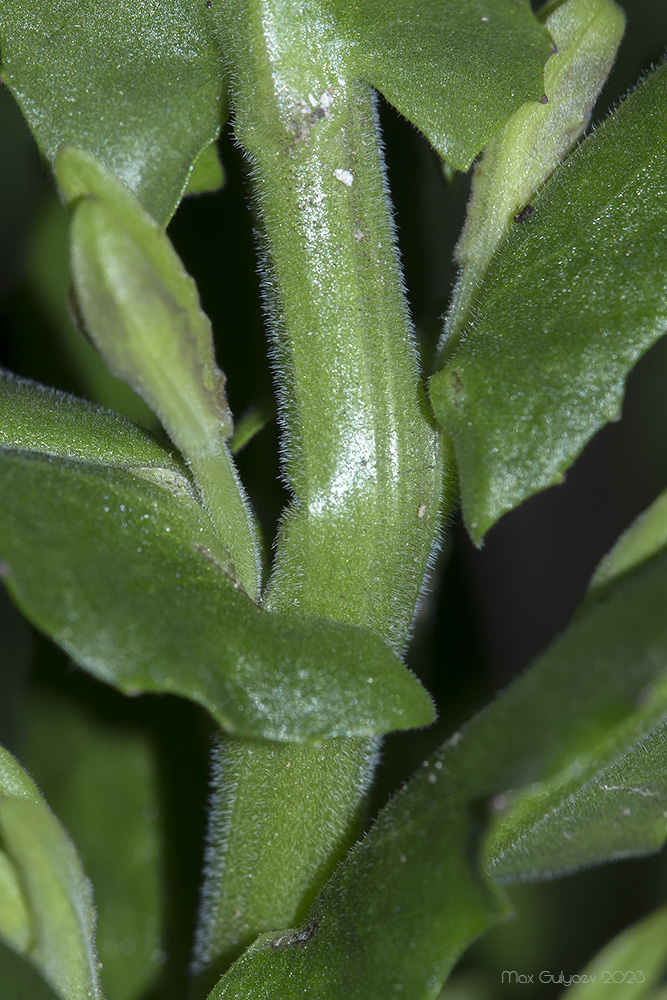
[259,77,441,645]
[191,0,445,980]
[191,735,378,975]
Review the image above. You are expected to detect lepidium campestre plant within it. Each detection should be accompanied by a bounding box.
[1,1,667,998]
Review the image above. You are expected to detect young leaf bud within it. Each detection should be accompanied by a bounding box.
[55,145,260,597]
[442,0,625,355]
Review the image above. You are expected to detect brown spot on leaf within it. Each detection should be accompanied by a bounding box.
[268,917,319,949]
[513,205,534,224]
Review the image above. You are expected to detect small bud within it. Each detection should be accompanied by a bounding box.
[55,145,260,597]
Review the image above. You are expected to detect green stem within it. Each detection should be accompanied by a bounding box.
[192,0,445,980]
[259,79,441,645]
[191,736,377,974]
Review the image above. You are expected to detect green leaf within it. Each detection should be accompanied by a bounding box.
[0,940,61,1000]
[211,515,667,999]
[208,751,507,1000]
[486,704,667,881]
[18,193,159,428]
[444,0,624,351]
[56,145,261,597]
[23,686,165,1000]
[0,746,103,1000]
[562,908,667,999]
[0,370,191,485]
[184,139,226,197]
[482,548,667,881]
[0,850,31,953]
[320,0,553,169]
[0,0,226,223]
[588,488,667,600]
[229,404,274,455]
[430,61,667,543]
[0,448,434,743]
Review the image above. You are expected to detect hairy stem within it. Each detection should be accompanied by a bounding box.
[192,0,445,980]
